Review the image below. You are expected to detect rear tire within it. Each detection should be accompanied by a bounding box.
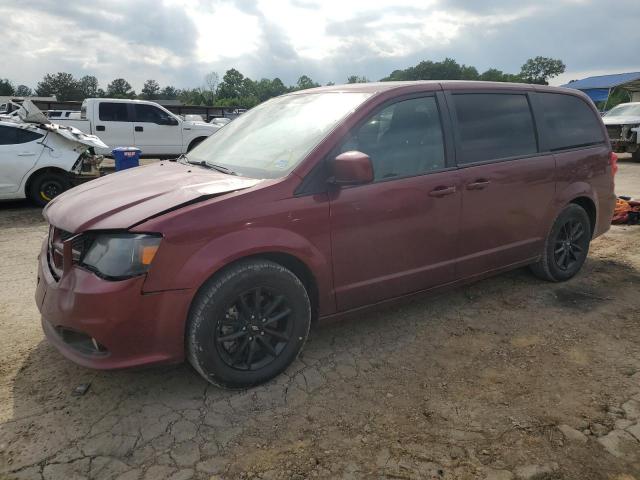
[530,204,592,282]
[28,171,71,207]
[631,149,640,162]
[187,260,311,388]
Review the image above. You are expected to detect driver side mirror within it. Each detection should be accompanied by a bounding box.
[329,151,374,185]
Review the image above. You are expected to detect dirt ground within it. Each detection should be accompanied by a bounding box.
[1,161,639,480]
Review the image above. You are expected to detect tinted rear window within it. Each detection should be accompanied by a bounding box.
[452,93,537,164]
[0,125,17,144]
[537,93,604,150]
[99,102,129,122]
[0,125,43,144]
[17,129,43,143]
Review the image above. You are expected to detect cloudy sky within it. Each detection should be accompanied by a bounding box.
[3,0,640,91]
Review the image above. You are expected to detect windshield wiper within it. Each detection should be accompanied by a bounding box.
[176,154,237,175]
[203,162,238,176]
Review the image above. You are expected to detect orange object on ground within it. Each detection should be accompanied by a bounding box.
[612,198,640,224]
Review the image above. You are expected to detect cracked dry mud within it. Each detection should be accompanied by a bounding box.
[1,162,640,480]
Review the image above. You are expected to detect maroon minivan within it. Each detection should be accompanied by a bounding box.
[36,81,616,388]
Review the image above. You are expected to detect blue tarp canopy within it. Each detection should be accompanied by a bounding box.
[562,72,640,103]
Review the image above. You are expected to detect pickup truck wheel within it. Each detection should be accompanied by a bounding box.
[631,150,640,162]
[187,137,207,152]
[187,259,311,388]
[530,204,591,282]
[28,171,71,207]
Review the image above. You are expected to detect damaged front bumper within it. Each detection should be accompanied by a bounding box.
[36,234,193,369]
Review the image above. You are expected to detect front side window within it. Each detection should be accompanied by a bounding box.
[134,104,175,124]
[188,92,372,179]
[453,93,537,164]
[537,93,605,150]
[99,102,129,122]
[340,96,446,181]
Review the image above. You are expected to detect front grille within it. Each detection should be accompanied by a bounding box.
[47,226,94,280]
[48,226,67,280]
[606,125,622,141]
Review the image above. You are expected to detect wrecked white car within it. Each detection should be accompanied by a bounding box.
[603,102,640,161]
[0,101,106,206]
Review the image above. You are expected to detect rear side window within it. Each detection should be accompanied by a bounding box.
[17,129,43,143]
[452,93,537,164]
[536,93,605,150]
[0,126,17,144]
[0,126,43,144]
[99,102,129,122]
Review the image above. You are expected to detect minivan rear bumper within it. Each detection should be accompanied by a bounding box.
[36,238,193,369]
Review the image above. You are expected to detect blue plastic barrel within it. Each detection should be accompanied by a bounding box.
[112,147,141,171]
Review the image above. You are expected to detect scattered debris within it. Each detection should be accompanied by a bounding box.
[71,383,91,397]
[613,197,640,224]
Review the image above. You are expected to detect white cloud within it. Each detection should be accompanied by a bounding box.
[1,0,640,90]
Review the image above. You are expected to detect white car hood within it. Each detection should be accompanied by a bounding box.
[603,115,640,126]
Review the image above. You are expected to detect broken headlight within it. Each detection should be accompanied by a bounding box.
[79,233,161,280]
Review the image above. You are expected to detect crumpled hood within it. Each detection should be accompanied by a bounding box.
[14,99,107,150]
[603,115,640,126]
[44,123,108,150]
[44,162,262,232]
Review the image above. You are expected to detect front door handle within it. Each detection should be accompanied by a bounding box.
[466,179,491,190]
[96,125,105,131]
[135,126,144,132]
[18,152,36,156]
[429,186,456,197]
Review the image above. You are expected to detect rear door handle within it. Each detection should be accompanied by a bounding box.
[135,126,143,132]
[429,186,456,197]
[18,152,36,156]
[96,125,105,131]
[466,179,491,190]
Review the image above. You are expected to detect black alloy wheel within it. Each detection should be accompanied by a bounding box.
[216,287,293,371]
[553,219,588,271]
[187,259,311,388]
[530,203,592,282]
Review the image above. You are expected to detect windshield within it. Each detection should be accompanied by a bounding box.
[605,103,640,117]
[188,92,372,179]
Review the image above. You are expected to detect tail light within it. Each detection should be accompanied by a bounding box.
[610,152,618,176]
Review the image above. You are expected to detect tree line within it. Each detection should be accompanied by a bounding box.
[0,56,565,107]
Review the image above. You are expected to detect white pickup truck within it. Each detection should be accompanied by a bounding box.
[56,98,220,157]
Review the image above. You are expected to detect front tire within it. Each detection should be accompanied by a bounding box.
[28,171,71,207]
[187,260,311,388]
[530,204,592,282]
[631,149,640,162]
